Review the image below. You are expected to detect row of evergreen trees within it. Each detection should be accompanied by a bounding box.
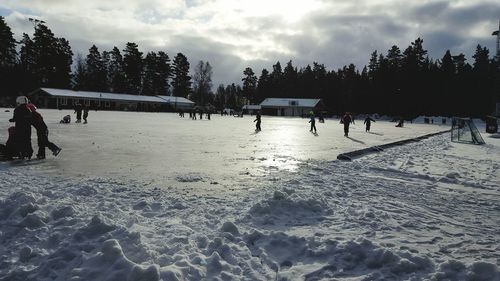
[243,39,500,117]
[1,16,498,116]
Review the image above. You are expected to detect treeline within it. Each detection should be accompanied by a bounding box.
[245,38,500,117]
[1,16,499,116]
[0,17,194,101]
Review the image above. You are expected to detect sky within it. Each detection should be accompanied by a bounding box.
[1,0,499,88]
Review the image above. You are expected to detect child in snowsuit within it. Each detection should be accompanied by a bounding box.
[28,103,62,159]
[9,96,33,159]
[309,115,317,133]
[60,115,71,123]
[364,116,375,132]
[254,112,262,132]
[341,113,352,137]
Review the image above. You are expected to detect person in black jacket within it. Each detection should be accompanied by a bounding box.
[254,111,262,132]
[28,103,62,159]
[9,96,33,159]
[364,115,376,132]
[341,112,353,137]
[74,102,83,123]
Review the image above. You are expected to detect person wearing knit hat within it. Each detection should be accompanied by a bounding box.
[9,96,33,159]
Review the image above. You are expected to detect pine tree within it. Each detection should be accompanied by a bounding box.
[0,16,18,97]
[242,67,257,104]
[0,16,17,68]
[107,47,127,93]
[256,69,270,103]
[171,53,191,98]
[83,45,108,91]
[122,42,143,94]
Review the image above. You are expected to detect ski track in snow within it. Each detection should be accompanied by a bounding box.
[1,120,500,280]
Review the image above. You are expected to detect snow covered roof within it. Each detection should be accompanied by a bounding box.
[260,98,321,108]
[242,105,261,110]
[36,88,169,103]
[157,96,195,105]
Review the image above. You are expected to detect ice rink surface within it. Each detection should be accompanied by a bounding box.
[1,108,499,281]
[1,109,448,187]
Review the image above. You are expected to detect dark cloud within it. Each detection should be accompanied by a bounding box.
[2,0,499,88]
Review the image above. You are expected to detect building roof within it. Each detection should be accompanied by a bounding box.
[242,105,261,110]
[157,96,195,105]
[35,88,170,104]
[260,98,321,108]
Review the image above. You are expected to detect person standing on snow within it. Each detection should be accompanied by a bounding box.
[309,114,317,133]
[74,102,83,123]
[254,111,262,132]
[9,96,33,159]
[341,112,353,137]
[364,115,375,132]
[27,103,62,159]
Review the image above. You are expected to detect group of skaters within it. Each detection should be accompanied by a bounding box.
[249,110,381,137]
[178,110,212,120]
[1,96,61,160]
[59,103,90,124]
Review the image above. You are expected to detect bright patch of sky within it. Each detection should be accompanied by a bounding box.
[1,0,499,87]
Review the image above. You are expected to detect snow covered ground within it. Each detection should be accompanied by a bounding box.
[0,109,499,280]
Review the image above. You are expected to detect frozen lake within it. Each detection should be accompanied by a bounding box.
[1,108,447,187]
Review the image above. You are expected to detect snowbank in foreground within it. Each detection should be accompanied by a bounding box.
[1,132,499,280]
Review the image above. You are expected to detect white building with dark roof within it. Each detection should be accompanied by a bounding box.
[259,98,323,116]
[27,88,194,112]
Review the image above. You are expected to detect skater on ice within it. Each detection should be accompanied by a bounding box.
[83,105,89,124]
[254,111,262,132]
[28,103,62,159]
[9,96,33,159]
[74,102,83,123]
[341,112,353,137]
[309,112,317,134]
[395,118,404,127]
[364,115,375,132]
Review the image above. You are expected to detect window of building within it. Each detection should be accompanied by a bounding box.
[85,99,91,106]
[59,98,68,105]
[105,101,111,108]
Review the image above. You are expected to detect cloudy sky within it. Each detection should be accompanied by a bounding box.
[1,0,499,87]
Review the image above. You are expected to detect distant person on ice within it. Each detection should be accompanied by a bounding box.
[396,118,404,127]
[341,112,353,137]
[309,113,317,133]
[28,103,62,159]
[9,96,33,159]
[83,105,89,124]
[254,111,262,132]
[74,102,83,123]
[364,115,375,132]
